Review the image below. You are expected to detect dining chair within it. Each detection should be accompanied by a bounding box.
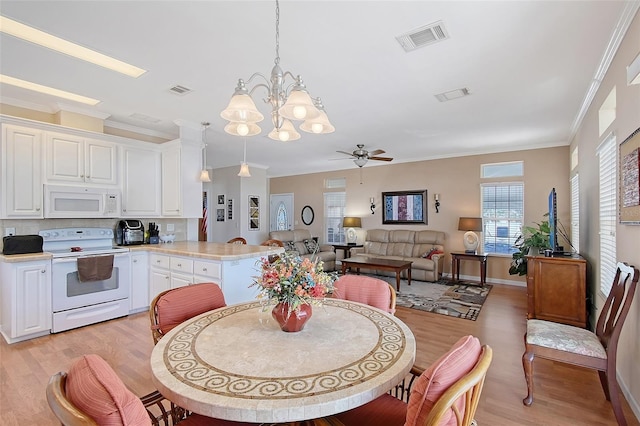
[227,237,247,244]
[333,275,397,314]
[327,335,492,426]
[522,262,639,426]
[261,239,284,247]
[149,282,226,345]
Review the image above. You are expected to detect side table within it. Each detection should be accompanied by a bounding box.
[332,244,362,260]
[451,252,488,286]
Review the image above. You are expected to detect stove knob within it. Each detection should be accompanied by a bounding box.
[42,232,50,238]
[99,230,106,235]
[51,232,59,238]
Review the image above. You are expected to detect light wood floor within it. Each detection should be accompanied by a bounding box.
[1,283,638,425]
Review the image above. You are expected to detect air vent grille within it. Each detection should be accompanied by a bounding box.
[435,88,471,102]
[396,20,449,52]
[169,85,192,95]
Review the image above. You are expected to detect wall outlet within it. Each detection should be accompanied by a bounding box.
[167,224,175,232]
[5,227,16,236]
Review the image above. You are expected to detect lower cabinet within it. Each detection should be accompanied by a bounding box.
[148,253,222,302]
[0,259,52,343]
[130,252,150,313]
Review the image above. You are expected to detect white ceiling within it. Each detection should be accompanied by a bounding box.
[0,1,636,177]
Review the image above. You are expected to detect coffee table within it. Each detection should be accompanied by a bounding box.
[341,257,412,291]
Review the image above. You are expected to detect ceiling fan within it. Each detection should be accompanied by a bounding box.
[336,144,393,168]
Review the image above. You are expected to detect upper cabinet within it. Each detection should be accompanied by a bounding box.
[161,140,201,218]
[161,145,181,216]
[1,124,44,218]
[122,145,162,217]
[45,132,117,186]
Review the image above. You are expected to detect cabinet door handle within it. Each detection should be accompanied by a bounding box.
[202,267,207,272]
[36,207,41,211]
[41,269,46,273]
[177,263,182,267]
[133,259,138,263]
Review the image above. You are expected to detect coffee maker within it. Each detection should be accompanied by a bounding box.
[116,220,144,245]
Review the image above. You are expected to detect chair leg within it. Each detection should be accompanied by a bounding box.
[606,370,627,426]
[522,350,535,406]
[598,370,611,401]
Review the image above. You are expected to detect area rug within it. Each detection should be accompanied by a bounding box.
[394,279,492,321]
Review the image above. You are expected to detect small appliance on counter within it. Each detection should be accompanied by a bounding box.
[148,222,159,244]
[116,220,144,246]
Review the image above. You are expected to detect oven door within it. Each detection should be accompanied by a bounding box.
[51,252,130,312]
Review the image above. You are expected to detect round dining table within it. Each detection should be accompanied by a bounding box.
[150,298,416,423]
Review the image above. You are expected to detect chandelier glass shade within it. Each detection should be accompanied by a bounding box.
[199,122,211,182]
[220,0,333,140]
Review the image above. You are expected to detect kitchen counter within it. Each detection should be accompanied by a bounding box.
[0,252,52,263]
[128,242,282,261]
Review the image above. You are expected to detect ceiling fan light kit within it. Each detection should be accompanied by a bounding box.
[220,0,333,140]
[337,144,394,169]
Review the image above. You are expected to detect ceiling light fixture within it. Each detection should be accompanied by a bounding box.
[199,122,211,182]
[238,139,251,178]
[220,0,334,141]
[0,74,100,105]
[0,16,146,78]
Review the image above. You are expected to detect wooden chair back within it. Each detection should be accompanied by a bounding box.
[227,237,247,244]
[46,372,98,426]
[149,282,226,345]
[423,345,493,426]
[261,239,284,247]
[595,262,639,359]
[333,275,397,314]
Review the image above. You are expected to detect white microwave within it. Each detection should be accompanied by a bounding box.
[44,185,121,218]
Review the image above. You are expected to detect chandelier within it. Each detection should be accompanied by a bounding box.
[220,0,334,141]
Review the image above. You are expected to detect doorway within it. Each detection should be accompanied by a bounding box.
[270,193,294,232]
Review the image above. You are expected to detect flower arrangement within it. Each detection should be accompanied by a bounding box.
[252,251,337,312]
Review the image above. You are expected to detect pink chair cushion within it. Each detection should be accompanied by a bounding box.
[333,392,408,426]
[405,335,482,426]
[155,283,226,335]
[334,275,394,313]
[65,354,150,425]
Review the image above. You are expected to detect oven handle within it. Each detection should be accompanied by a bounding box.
[52,253,130,264]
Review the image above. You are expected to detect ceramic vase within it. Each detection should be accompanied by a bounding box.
[271,302,312,332]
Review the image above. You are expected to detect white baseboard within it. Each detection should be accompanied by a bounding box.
[618,370,640,422]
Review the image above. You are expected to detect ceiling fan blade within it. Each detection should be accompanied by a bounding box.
[369,156,393,162]
[336,150,355,157]
[368,149,385,156]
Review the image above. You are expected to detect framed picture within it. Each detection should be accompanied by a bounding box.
[249,195,260,230]
[382,190,428,225]
[620,126,640,224]
[217,194,225,205]
[227,199,234,220]
[216,208,225,222]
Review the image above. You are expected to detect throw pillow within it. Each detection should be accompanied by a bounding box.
[303,238,319,254]
[283,241,299,255]
[421,248,437,259]
[66,354,150,425]
[427,250,443,260]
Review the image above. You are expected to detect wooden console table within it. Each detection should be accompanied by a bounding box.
[451,252,488,286]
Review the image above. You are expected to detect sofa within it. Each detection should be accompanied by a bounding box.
[349,229,446,282]
[269,229,337,271]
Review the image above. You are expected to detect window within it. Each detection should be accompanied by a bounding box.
[481,183,524,255]
[570,174,580,253]
[481,161,523,178]
[324,192,346,243]
[598,134,617,296]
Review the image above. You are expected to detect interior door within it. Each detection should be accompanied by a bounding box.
[270,193,294,231]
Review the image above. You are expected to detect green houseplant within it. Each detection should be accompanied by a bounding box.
[509,218,551,276]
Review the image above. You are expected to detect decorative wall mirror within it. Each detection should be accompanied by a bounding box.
[301,205,314,225]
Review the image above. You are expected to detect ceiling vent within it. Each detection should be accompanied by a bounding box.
[169,84,192,96]
[396,20,449,52]
[435,87,471,102]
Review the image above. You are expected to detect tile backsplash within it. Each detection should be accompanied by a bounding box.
[0,218,188,250]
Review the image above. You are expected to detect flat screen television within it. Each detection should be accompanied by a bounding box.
[548,188,563,253]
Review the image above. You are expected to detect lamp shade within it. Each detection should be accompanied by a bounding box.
[300,110,335,134]
[220,93,264,123]
[199,169,211,182]
[237,162,251,177]
[224,121,261,136]
[458,217,483,232]
[342,217,362,228]
[268,119,301,142]
[279,89,321,121]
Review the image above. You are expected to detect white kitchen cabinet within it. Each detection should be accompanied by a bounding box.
[161,140,202,218]
[161,145,181,216]
[170,272,192,289]
[122,145,161,217]
[1,124,43,218]
[0,259,52,343]
[149,268,170,300]
[46,132,117,185]
[130,252,149,313]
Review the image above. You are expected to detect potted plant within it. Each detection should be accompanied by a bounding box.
[509,218,551,276]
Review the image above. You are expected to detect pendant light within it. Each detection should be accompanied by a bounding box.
[200,122,211,182]
[238,138,251,177]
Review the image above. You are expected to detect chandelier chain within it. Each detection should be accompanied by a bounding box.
[274,0,280,65]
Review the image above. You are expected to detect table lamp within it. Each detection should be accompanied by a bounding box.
[342,216,362,245]
[458,217,483,253]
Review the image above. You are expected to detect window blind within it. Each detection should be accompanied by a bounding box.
[480,182,524,254]
[570,174,580,253]
[598,135,617,296]
[324,192,346,244]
